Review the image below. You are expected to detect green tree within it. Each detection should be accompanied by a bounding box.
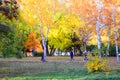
[0,13,31,58]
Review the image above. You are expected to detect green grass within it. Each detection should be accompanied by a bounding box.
[0,57,120,80]
[1,68,120,80]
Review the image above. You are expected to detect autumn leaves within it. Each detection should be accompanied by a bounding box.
[19,0,120,60]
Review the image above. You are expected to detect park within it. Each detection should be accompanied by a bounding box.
[0,0,120,80]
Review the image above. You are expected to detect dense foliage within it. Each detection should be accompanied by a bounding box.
[0,0,19,19]
[85,54,110,73]
[0,13,31,58]
[0,0,120,60]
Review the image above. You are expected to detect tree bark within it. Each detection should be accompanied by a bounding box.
[96,0,101,58]
[113,17,119,63]
[46,41,49,56]
[96,22,101,57]
[49,47,56,56]
[112,5,119,63]
[83,42,87,52]
[106,26,111,56]
[41,34,47,61]
[41,27,49,61]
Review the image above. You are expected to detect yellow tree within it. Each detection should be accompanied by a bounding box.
[19,0,67,61]
[48,12,81,55]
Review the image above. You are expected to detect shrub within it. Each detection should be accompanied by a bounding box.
[85,54,110,73]
[109,45,116,56]
[86,45,96,51]
[34,52,44,57]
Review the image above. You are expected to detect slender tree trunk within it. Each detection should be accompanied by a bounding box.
[73,46,75,55]
[46,41,49,56]
[112,17,119,63]
[82,39,86,52]
[112,5,119,63]
[50,46,56,56]
[84,42,87,52]
[50,48,56,56]
[96,21,101,58]
[41,34,46,61]
[96,0,101,57]
[106,26,111,56]
[41,27,49,61]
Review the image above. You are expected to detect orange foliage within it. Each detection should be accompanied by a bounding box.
[23,32,43,52]
[68,0,114,25]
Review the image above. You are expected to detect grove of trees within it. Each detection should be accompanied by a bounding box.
[0,0,120,62]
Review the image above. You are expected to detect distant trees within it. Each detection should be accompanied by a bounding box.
[68,0,120,62]
[0,0,120,61]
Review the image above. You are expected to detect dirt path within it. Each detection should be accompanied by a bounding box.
[0,56,120,65]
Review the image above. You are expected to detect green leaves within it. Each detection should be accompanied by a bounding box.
[0,13,31,58]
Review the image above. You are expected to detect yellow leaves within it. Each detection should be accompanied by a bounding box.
[19,0,68,28]
[58,13,81,32]
[48,26,72,50]
[19,0,50,26]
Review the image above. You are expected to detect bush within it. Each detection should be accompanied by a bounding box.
[86,45,96,51]
[109,45,117,56]
[85,54,110,73]
[34,52,44,57]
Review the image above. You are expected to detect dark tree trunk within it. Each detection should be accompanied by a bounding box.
[46,41,49,56]
[50,48,56,56]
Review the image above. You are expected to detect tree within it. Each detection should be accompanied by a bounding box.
[48,13,81,55]
[23,32,41,50]
[19,0,68,61]
[0,0,31,58]
[68,0,114,57]
[0,15,30,58]
[78,25,92,52]
[111,0,120,62]
[103,0,120,62]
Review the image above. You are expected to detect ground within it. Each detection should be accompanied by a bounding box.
[0,56,120,80]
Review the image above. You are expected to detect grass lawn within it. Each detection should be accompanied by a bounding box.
[0,56,120,80]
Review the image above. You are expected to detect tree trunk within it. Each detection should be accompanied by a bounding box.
[112,5,119,63]
[41,27,49,61]
[46,41,49,56]
[49,47,56,56]
[41,34,46,61]
[96,0,101,58]
[113,18,119,63]
[83,42,86,52]
[96,18,101,57]
[73,46,75,55]
[106,26,111,56]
